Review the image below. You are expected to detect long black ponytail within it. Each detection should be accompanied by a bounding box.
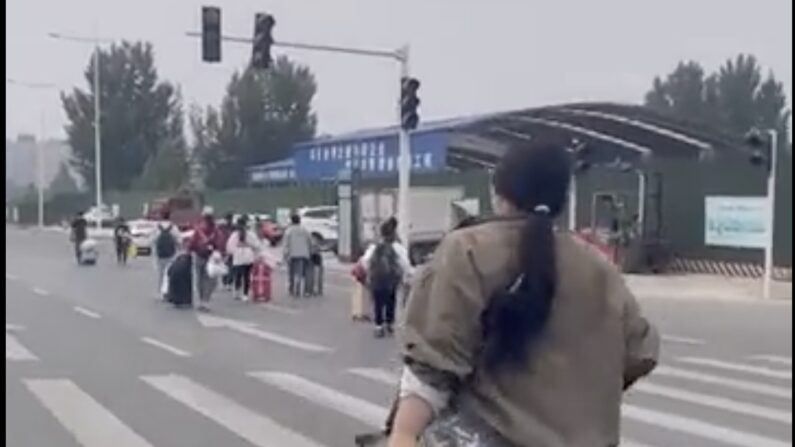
[482,144,572,370]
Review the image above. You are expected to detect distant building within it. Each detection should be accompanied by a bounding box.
[5,135,74,190]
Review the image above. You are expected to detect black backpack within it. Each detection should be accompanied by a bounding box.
[368,243,403,291]
[155,225,177,258]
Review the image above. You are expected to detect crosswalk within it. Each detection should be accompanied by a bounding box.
[8,337,793,447]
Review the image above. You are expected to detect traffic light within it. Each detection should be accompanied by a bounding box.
[745,128,772,172]
[251,13,275,69]
[201,6,221,63]
[401,77,420,131]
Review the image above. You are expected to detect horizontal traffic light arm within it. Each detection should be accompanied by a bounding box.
[185,31,404,61]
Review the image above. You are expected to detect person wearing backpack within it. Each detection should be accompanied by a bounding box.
[361,220,412,338]
[153,211,181,299]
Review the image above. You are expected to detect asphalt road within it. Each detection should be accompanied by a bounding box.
[6,226,792,447]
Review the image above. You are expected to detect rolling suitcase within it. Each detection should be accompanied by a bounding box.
[250,260,272,303]
[168,253,193,308]
[351,283,373,322]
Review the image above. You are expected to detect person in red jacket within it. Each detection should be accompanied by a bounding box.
[189,207,225,311]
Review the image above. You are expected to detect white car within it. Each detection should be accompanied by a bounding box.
[128,220,159,256]
[298,206,338,252]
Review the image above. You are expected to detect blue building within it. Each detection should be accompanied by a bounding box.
[246,116,489,184]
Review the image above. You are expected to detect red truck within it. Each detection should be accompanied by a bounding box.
[145,193,201,231]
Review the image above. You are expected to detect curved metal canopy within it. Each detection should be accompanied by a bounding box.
[444,102,746,170]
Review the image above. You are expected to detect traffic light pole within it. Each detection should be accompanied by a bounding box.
[396,46,411,246]
[187,31,414,244]
[763,129,778,300]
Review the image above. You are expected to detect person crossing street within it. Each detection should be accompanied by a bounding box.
[153,211,181,300]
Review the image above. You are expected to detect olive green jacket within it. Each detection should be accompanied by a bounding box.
[400,219,660,446]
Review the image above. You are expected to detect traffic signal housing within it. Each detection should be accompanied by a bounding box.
[252,13,275,69]
[401,77,420,131]
[201,6,221,63]
[745,128,772,172]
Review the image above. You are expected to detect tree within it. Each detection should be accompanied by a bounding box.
[61,41,185,192]
[48,163,80,196]
[134,142,190,190]
[644,54,790,139]
[197,56,318,188]
[644,61,718,127]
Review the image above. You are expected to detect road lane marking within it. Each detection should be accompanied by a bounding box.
[678,357,792,380]
[6,273,19,280]
[73,306,101,319]
[140,337,191,357]
[622,404,789,447]
[197,314,331,353]
[248,371,389,427]
[652,365,791,399]
[750,355,793,367]
[661,335,705,345]
[32,287,50,297]
[6,323,25,332]
[142,374,326,447]
[347,367,399,386]
[632,382,792,423]
[6,334,38,361]
[259,303,300,315]
[24,378,155,447]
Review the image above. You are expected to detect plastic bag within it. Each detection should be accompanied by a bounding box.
[206,251,229,278]
[161,266,170,297]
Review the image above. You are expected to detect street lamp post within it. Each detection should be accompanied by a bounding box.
[49,32,105,229]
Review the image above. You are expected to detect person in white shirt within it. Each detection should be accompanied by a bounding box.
[360,219,413,337]
[225,215,262,301]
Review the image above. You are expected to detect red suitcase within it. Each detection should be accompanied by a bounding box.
[250,260,272,302]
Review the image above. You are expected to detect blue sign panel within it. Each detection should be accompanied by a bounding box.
[292,130,448,181]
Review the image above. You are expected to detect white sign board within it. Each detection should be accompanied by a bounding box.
[276,208,292,227]
[704,196,767,249]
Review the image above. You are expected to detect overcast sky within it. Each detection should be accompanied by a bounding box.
[6,0,793,141]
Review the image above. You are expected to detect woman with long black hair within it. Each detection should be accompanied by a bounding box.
[387,144,660,447]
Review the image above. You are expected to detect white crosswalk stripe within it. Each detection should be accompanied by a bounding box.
[347,364,790,446]
[653,365,792,399]
[678,357,793,380]
[750,355,793,367]
[630,382,792,423]
[12,353,792,447]
[24,379,155,447]
[142,373,327,447]
[248,371,389,428]
[6,334,37,361]
[622,404,789,447]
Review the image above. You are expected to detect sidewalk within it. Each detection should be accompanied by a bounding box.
[624,273,792,302]
[325,254,791,302]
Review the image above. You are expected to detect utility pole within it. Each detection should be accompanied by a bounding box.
[49,32,107,229]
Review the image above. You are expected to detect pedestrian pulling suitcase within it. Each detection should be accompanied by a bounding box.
[249,259,272,303]
[167,253,193,308]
